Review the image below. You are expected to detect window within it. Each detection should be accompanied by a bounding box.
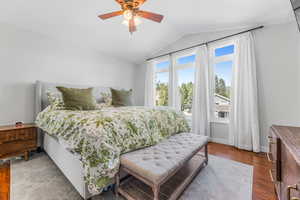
[151,44,235,124]
[175,54,196,120]
[155,61,170,106]
[211,44,235,122]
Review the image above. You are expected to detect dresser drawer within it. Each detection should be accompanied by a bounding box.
[0,140,37,157]
[0,128,36,144]
[281,144,300,200]
[268,128,281,182]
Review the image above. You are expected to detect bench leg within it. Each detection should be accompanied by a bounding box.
[152,185,160,200]
[204,144,208,165]
[115,172,120,199]
[24,151,29,161]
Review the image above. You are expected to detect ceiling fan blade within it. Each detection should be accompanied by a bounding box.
[98,11,123,20]
[129,18,137,33]
[137,10,164,23]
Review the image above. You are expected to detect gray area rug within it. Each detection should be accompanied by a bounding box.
[11,153,253,200]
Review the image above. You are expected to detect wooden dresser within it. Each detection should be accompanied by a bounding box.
[269,125,300,200]
[0,124,37,161]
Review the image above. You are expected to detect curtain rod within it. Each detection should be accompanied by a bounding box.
[146,25,264,61]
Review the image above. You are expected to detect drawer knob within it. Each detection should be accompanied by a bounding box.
[268,136,275,144]
[288,184,299,200]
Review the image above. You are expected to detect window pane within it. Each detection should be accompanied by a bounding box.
[178,67,195,118]
[155,72,169,106]
[177,55,196,65]
[156,61,170,71]
[214,61,233,120]
[215,45,234,57]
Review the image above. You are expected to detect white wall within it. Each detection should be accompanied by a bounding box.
[135,22,300,151]
[254,22,300,148]
[134,65,147,106]
[0,24,137,125]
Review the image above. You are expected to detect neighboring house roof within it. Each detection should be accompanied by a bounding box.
[214,93,230,103]
[214,94,230,112]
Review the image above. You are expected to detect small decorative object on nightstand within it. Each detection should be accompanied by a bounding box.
[0,123,37,161]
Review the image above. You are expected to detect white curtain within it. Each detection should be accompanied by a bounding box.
[192,45,211,136]
[229,32,260,152]
[144,60,155,107]
[169,54,181,111]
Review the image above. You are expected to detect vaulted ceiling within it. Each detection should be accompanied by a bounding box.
[0,0,294,64]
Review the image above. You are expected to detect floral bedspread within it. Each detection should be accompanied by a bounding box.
[35,106,190,194]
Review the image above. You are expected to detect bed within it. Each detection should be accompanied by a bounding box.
[34,81,190,199]
[35,81,114,199]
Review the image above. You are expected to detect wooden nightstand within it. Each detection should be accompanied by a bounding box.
[0,124,37,161]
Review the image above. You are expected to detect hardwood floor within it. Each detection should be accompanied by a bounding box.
[0,162,10,200]
[0,142,276,200]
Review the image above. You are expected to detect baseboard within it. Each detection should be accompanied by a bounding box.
[210,137,269,153]
[260,146,268,153]
[209,137,229,145]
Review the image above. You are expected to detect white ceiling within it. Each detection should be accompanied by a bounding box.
[0,0,294,64]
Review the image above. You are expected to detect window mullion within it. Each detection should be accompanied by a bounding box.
[214,55,233,63]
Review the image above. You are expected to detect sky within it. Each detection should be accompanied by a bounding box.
[156,45,234,86]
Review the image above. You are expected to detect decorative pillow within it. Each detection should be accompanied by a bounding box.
[100,92,112,106]
[56,87,97,110]
[110,88,133,107]
[47,91,66,110]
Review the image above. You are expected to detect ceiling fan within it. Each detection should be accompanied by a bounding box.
[98,0,164,34]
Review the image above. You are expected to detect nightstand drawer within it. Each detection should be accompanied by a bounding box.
[0,140,36,157]
[0,128,36,144]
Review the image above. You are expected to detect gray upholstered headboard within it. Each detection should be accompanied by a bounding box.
[35,81,111,113]
[34,80,112,147]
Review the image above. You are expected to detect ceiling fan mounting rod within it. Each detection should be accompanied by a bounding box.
[117,0,146,10]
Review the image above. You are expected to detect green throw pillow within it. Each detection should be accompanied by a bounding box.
[110,88,133,107]
[56,87,97,110]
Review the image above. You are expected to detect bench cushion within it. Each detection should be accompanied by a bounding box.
[120,132,209,184]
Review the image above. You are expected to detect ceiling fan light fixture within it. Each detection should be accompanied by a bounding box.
[122,16,142,26]
[123,10,133,20]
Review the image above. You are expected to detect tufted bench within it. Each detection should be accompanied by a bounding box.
[116,132,209,200]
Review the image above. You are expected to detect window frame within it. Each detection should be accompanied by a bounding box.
[173,51,197,123]
[153,57,171,107]
[173,51,197,72]
[209,41,236,124]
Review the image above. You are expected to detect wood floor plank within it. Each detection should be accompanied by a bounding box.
[0,162,10,200]
[0,142,277,200]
